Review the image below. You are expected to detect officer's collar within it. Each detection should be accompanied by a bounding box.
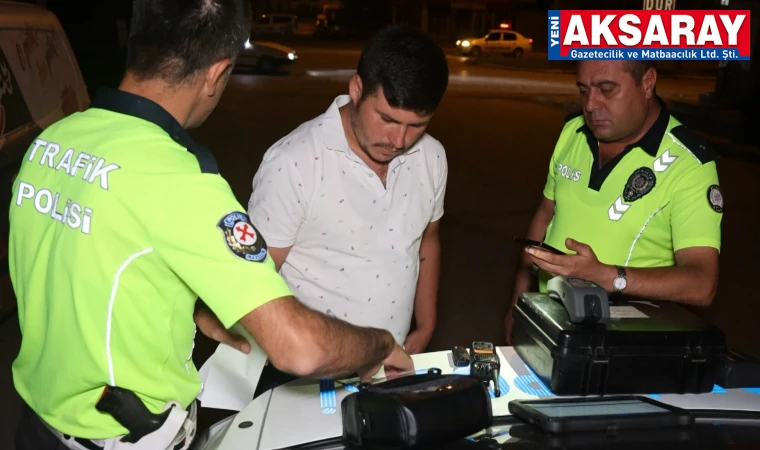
[576,95,670,157]
[91,88,219,174]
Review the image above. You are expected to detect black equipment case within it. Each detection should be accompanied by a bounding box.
[512,293,727,396]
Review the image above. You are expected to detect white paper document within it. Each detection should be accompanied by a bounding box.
[197,324,268,411]
[610,305,650,319]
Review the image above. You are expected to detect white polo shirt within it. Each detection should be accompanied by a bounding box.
[248,95,448,344]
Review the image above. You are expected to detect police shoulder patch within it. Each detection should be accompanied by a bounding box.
[623,167,657,202]
[670,125,719,165]
[707,185,724,213]
[217,212,268,262]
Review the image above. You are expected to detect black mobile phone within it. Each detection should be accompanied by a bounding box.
[514,237,564,255]
[508,395,694,434]
[451,346,471,367]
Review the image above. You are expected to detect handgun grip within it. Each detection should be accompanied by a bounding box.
[95,385,171,443]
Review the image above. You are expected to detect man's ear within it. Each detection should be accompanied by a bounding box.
[348,73,363,105]
[205,58,233,97]
[642,67,657,100]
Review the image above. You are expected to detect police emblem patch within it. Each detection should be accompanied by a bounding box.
[623,167,656,202]
[217,212,268,262]
[707,185,724,213]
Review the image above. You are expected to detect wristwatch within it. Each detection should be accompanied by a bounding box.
[613,265,627,293]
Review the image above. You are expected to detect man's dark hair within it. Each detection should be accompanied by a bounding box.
[623,60,657,85]
[126,0,252,83]
[357,25,449,115]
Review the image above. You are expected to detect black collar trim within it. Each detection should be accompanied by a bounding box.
[575,96,669,191]
[91,88,219,174]
[576,95,670,158]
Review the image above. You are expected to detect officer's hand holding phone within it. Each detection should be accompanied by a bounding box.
[525,238,610,286]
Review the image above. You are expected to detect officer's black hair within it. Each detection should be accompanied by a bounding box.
[356,25,449,115]
[126,0,252,83]
[623,60,657,85]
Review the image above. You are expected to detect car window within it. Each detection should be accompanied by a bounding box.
[503,32,516,41]
[256,16,269,24]
[273,16,292,24]
[487,32,501,41]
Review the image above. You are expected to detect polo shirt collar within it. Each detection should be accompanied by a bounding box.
[576,95,669,158]
[322,95,353,154]
[91,88,219,174]
[321,95,421,161]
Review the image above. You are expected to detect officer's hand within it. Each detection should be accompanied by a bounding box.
[358,344,414,383]
[194,303,251,354]
[526,238,606,282]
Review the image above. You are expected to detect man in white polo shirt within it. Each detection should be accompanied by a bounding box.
[248,25,449,363]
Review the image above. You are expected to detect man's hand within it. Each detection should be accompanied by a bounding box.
[403,329,433,355]
[358,344,414,382]
[526,238,615,288]
[194,302,251,354]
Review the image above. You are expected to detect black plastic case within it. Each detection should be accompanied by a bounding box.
[512,293,727,396]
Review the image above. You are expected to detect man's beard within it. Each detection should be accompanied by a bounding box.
[350,109,396,166]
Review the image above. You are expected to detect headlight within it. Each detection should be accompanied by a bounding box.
[288,52,295,61]
[461,40,470,47]
[456,40,461,46]
[244,39,253,49]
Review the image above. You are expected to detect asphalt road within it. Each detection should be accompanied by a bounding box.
[0,44,757,443]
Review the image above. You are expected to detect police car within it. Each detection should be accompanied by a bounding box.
[0,1,90,321]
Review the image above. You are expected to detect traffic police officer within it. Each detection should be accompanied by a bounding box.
[10,0,413,448]
[505,60,723,343]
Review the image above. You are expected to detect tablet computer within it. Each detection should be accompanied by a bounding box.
[508,396,694,434]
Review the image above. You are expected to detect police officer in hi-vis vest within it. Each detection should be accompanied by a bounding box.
[505,60,723,343]
[9,1,413,448]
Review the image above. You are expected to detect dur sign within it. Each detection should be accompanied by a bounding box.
[643,0,676,10]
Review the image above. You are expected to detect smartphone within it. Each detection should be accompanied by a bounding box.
[508,395,694,434]
[514,237,565,255]
[451,346,471,367]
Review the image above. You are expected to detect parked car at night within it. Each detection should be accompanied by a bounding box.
[236,37,298,74]
[456,29,533,57]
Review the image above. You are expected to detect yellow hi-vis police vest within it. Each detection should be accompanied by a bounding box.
[539,99,723,290]
[9,88,293,438]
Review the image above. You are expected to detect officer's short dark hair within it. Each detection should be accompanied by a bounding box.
[357,25,449,115]
[623,60,657,85]
[126,0,252,83]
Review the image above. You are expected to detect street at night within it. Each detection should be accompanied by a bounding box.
[186,41,758,358]
[2,16,759,447]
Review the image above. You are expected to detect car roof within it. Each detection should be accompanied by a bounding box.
[489,29,523,35]
[0,1,60,28]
